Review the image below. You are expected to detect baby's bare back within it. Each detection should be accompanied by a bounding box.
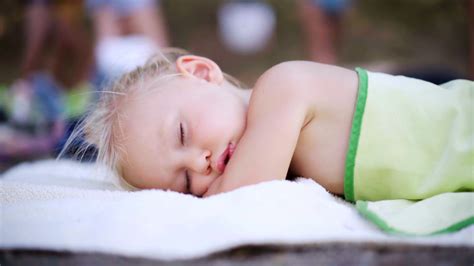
[287,62,359,195]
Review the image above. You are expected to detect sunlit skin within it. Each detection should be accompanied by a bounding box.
[120,56,358,197]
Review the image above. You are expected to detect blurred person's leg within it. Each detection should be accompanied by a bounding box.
[86,0,122,90]
[127,1,170,47]
[297,0,349,64]
[87,1,121,41]
[13,1,66,127]
[21,0,52,78]
[4,1,72,162]
[50,2,93,88]
[12,1,51,125]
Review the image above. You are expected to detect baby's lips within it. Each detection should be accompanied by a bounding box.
[228,143,236,157]
[216,147,229,173]
[216,143,235,174]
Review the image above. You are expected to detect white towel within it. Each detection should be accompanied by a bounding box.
[1,160,472,261]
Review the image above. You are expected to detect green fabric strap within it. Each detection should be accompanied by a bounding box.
[344,68,368,202]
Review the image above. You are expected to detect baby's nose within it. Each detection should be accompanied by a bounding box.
[188,149,212,175]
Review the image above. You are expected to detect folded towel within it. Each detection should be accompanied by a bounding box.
[357,193,474,235]
[1,160,472,260]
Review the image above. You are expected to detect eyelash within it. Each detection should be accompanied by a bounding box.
[185,170,191,194]
[179,122,185,145]
[180,122,190,193]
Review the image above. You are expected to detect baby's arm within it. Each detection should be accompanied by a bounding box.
[204,62,313,196]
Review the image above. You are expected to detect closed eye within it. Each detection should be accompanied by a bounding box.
[185,170,191,194]
[180,122,185,145]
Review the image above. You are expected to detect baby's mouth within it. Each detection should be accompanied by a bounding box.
[217,143,235,173]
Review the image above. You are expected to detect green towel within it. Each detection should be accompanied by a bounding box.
[357,192,474,235]
[344,68,474,235]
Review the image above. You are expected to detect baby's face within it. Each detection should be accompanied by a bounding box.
[119,76,248,196]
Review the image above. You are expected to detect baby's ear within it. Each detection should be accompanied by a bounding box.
[176,55,224,84]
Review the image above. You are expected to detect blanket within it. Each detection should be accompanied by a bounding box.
[1,160,472,261]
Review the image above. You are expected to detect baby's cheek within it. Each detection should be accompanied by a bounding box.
[194,174,218,196]
[201,175,224,197]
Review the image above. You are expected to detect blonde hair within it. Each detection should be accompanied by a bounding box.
[59,48,245,190]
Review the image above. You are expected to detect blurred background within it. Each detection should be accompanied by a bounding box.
[0,0,472,172]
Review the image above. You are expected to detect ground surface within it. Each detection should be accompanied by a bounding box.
[1,243,473,266]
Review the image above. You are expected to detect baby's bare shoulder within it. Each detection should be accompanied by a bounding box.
[256,61,356,96]
[253,61,357,116]
[249,62,315,121]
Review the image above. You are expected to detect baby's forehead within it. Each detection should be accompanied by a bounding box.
[122,90,170,115]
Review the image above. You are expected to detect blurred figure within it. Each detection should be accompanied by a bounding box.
[1,0,92,162]
[297,0,351,64]
[54,0,170,160]
[217,0,276,54]
[20,1,91,88]
[86,0,170,83]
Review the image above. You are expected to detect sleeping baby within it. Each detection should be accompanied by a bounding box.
[62,48,473,202]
